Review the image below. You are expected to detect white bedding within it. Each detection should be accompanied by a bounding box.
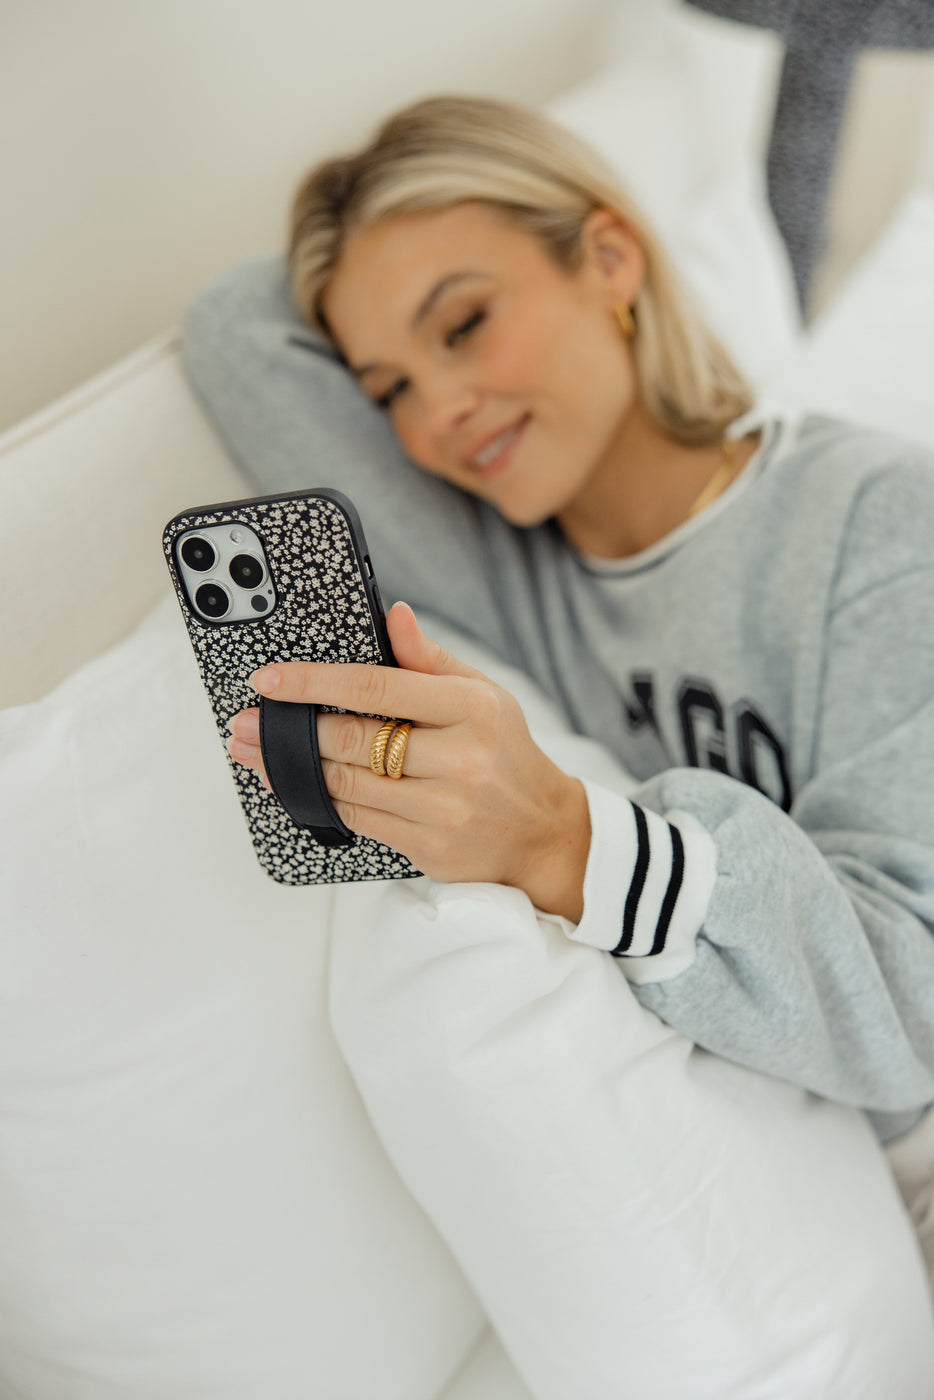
[2,591,934,1397]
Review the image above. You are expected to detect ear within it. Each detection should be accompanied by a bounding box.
[581,207,646,308]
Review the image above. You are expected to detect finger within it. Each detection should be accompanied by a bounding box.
[316,710,445,779]
[229,705,442,781]
[227,721,430,804]
[327,793,427,859]
[227,707,260,743]
[225,734,272,790]
[321,758,435,822]
[385,601,490,682]
[249,659,496,729]
[227,733,262,771]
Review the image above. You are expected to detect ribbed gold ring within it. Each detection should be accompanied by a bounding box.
[384,722,412,780]
[369,719,400,777]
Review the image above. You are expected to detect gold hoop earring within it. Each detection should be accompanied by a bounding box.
[614,304,636,340]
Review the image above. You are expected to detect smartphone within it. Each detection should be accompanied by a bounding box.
[162,485,421,886]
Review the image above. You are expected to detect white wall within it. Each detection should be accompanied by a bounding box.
[0,0,611,433]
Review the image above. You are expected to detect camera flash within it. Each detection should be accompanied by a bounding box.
[229,529,244,543]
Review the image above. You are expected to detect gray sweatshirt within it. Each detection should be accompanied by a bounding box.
[181,255,934,1143]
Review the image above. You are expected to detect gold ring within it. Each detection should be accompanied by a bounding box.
[384,722,412,780]
[369,719,400,776]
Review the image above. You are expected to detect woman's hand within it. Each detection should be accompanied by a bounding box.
[226,601,590,921]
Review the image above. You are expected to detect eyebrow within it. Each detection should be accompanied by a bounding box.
[350,271,488,379]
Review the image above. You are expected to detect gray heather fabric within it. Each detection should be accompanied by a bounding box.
[684,0,934,312]
[180,255,934,1142]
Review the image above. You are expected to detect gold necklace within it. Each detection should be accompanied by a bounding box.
[686,436,740,519]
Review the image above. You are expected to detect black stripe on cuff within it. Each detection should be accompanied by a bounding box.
[615,803,650,955]
[651,822,685,956]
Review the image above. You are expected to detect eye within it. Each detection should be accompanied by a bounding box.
[372,309,490,411]
[446,309,485,346]
[375,380,407,412]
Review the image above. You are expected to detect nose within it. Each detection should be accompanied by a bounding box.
[420,367,482,443]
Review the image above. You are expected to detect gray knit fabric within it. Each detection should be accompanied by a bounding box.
[683,0,934,312]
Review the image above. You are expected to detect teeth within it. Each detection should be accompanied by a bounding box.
[474,421,522,467]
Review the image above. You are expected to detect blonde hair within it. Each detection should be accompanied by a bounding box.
[288,94,753,445]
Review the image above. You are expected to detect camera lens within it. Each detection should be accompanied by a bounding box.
[181,536,216,572]
[194,581,231,619]
[229,553,265,589]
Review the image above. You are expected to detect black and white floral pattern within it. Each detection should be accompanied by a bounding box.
[164,491,421,886]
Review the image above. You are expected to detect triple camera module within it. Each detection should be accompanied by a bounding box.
[176,524,276,624]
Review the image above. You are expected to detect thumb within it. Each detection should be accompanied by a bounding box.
[386,601,489,682]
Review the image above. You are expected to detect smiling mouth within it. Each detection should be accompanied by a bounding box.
[468,414,531,477]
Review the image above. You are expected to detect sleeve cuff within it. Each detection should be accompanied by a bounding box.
[542,781,717,985]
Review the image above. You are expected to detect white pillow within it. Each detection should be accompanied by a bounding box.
[758,190,934,450]
[330,875,934,1400]
[0,594,486,1400]
[434,1329,532,1400]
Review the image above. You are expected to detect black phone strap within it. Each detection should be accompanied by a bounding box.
[258,698,355,847]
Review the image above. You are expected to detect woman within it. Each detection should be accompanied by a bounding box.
[186,93,934,1146]
[180,91,934,1394]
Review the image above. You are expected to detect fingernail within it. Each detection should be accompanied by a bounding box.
[250,667,279,693]
[227,734,257,762]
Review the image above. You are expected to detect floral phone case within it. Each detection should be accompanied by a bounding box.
[162,485,421,886]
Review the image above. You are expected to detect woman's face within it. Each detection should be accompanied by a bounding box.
[320,200,645,528]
